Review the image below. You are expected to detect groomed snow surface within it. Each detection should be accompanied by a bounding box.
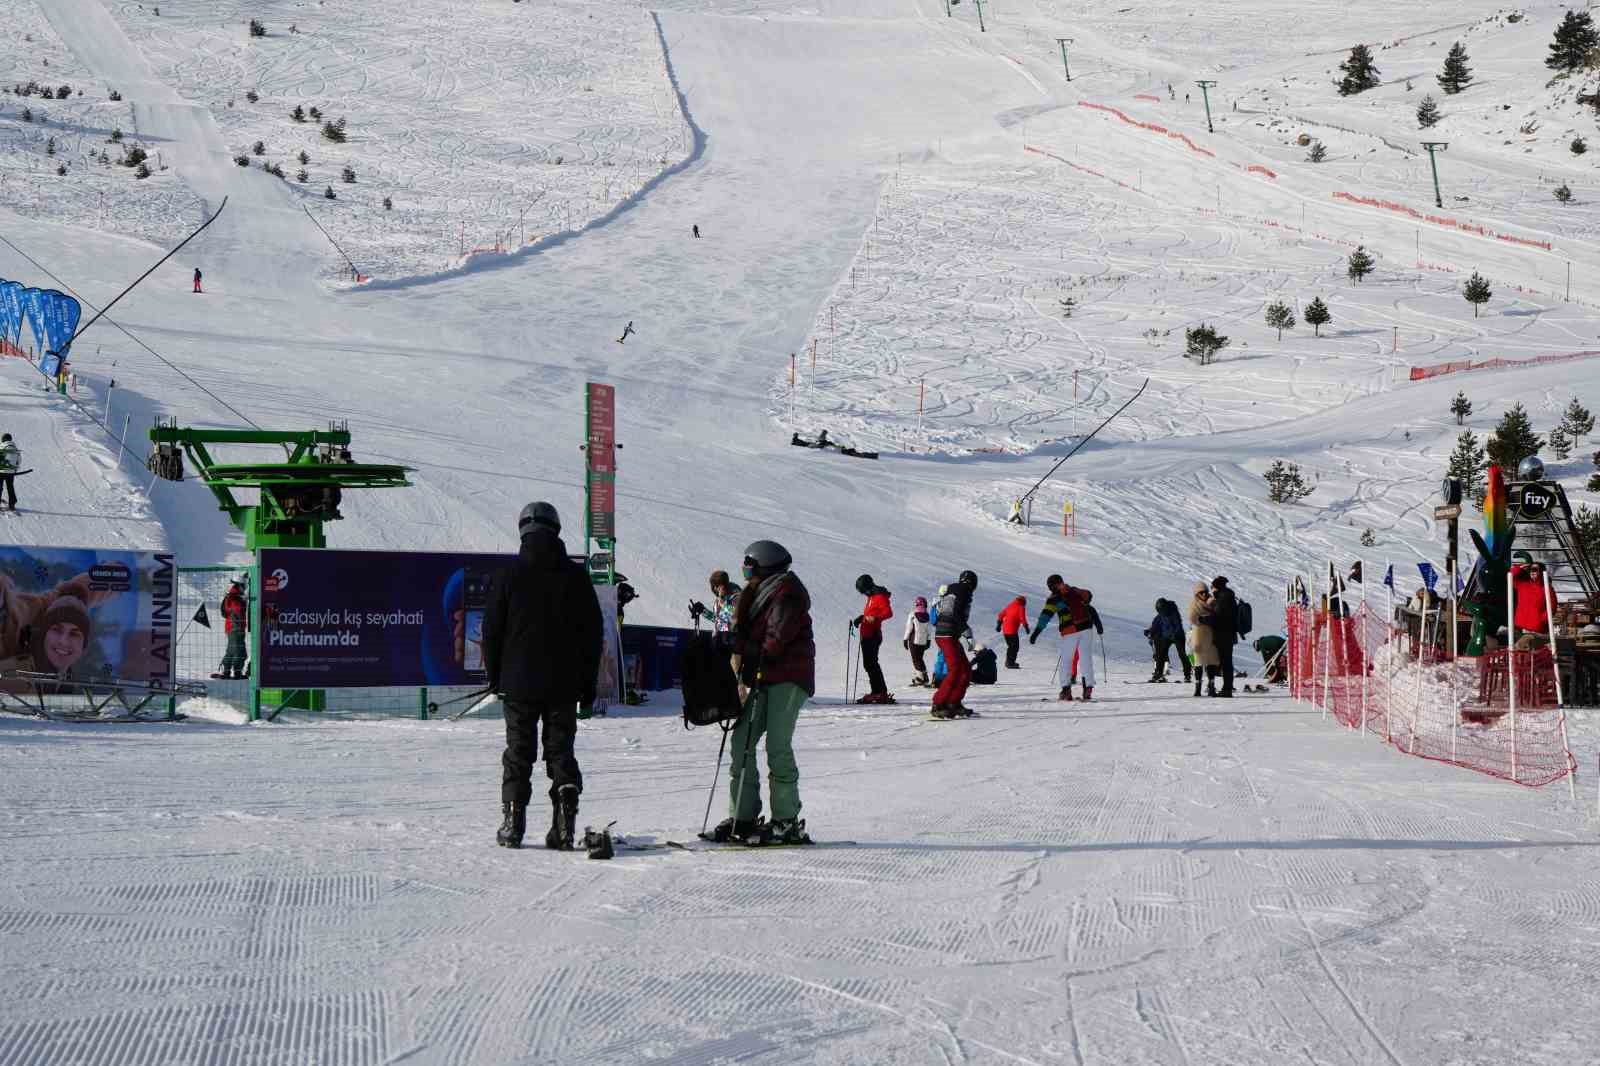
[4,0,1600,1061]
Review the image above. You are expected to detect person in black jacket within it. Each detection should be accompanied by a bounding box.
[1205,575,1239,698]
[484,501,603,850]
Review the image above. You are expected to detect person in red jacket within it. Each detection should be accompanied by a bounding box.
[212,578,249,679]
[995,595,1030,669]
[1511,556,1551,647]
[851,573,895,704]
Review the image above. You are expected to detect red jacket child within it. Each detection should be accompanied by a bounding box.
[997,596,1029,636]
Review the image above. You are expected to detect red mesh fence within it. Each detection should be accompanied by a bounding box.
[1409,349,1600,381]
[1078,102,1216,158]
[1331,191,1554,251]
[1286,604,1576,788]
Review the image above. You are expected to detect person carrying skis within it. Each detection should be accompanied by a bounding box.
[484,502,603,850]
[212,578,250,679]
[1204,575,1239,697]
[0,433,19,511]
[903,595,931,686]
[996,595,1029,669]
[716,539,816,845]
[192,268,202,294]
[1029,575,1097,701]
[1144,598,1188,682]
[932,571,978,718]
[851,574,894,704]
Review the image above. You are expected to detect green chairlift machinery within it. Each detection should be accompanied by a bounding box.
[147,418,411,715]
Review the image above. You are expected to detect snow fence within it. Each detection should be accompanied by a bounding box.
[1286,603,1576,788]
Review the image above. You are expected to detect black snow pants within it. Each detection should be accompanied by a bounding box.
[860,633,887,695]
[502,699,582,806]
[1003,633,1020,668]
[908,642,929,678]
[1216,642,1236,696]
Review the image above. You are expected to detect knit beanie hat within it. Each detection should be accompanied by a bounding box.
[42,596,92,639]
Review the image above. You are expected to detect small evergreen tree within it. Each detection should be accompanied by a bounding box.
[1346,245,1375,283]
[134,161,151,179]
[1360,527,1377,547]
[234,154,250,166]
[308,106,322,120]
[1575,505,1600,569]
[1556,182,1574,203]
[1486,403,1544,470]
[122,145,147,168]
[1265,460,1313,503]
[1265,300,1296,339]
[1589,449,1600,492]
[20,107,31,122]
[109,127,122,143]
[108,89,122,101]
[248,18,266,37]
[324,185,337,199]
[1417,94,1441,128]
[321,119,346,143]
[245,89,259,103]
[1185,323,1230,365]
[1550,423,1572,460]
[1303,296,1331,336]
[1573,135,1588,156]
[382,195,393,210]
[1547,9,1599,72]
[1563,397,1595,440]
[341,165,356,183]
[297,149,309,165]
[1450,390,1473,425]
[1447,430,1488,506]
[1462,270,1492,316]
[1437,42,1473,93]
[1337,44,1381,96]
[296,168,308,183]
[45,137,54,156]
[291,105,305,122]
[1307,140,1328,162]
[251,139,265,156]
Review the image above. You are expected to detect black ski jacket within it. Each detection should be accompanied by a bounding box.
[484,529,603,705]
[934,582,973,638]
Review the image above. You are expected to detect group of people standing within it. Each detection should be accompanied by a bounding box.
[1145,576,1244,698]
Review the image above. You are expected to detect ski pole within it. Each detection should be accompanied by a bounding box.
[1099,633,1109,687]
[843,625,853,702]
[727,677,764,832]
[700,715,734,835]
[852,629,862,703]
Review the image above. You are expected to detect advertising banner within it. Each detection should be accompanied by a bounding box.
[0,546,176,689]
[0,282,21,344]
[20,288,47,355]
[39,289,81,356]
[586,382,616,542]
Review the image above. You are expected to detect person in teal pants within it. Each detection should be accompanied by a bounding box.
[713,538,816,846]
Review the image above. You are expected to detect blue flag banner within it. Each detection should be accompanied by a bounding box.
[0,281,23,344]
[1455,571,1465,595]
[39,289,81,358]
[19,287,48,355]
[1418,562,1439,592]
[1382,564,1394,589]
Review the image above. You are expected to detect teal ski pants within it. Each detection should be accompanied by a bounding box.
[728,681,807,823]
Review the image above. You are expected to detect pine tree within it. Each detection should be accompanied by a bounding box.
[1265,460,1313,503]
[1346,246,1375,283]
[1185,323,1230,365]
[1485,403,1544,471]
[1547,10,1599,72]
[1589,449,1600,492]
[1265,300,1296,340]
[1462,271,1492,316]
[1416,95,1441,128]
[1307,140,1328,162]
[1437,42,1473,93]
[1574,135,1589,156]
[1303,296,1331,336]
[1337,44,1381,95]
[1575,505,1600,569]
[291,105,306,122]
[1556,183,1574,203]
[1451,390,1473,425]
[1447,430,1488,506]
[1360,528,1377,548]
[1550,423,1572,459]
[1563,396,1595,440]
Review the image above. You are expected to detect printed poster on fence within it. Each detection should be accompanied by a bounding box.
[0,546,176,691]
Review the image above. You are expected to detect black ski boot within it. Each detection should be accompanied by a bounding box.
[756,818,811,846]
[545,785,579,850]
[1207,679,1218,697]
[706,816,762,842]
[497,801,526,849]
[1193,676,1202,697]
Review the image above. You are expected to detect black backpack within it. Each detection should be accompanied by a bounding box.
[680,632,742,728]
[1235,599,1253,639]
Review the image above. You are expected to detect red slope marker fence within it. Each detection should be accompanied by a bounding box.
[1332,191,1554,252]
[1408,348,1600,381]
[1078,102,1216,158]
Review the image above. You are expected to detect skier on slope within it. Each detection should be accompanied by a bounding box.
[211,578,250,680]
[716,539,816,845]
[1029,575,1097,701]
[618,321,636,344]
[931,571,978,719]
[192,268,202,294]
[484,502,603,850]
[903,595,931,686]
[0,433,20,511]
[1144,598,1188,683]
[995,595,1030,669]
[851,574,894,704]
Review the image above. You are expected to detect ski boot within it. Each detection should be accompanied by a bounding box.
[931,703,959,719]
[497,801,526,849]
[545,785,579,850]
[756,818,811,846]
[1081,683,1093,702]
[1058,685,1073,702]
[1207,680,1218,698]
[706,816,762,842]
[953,703,976,717]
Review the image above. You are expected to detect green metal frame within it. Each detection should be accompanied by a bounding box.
[1195,80,1218,133]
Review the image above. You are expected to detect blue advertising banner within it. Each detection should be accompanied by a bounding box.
[19,288,47,355]
[257,548,517,689]
[0,281,21,344]
[39,289,80,356]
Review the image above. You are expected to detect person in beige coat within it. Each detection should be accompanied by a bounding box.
[1187,584,1221,697]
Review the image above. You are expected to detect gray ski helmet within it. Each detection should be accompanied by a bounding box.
[855,574,875,595]
[742,539,792,576]
[518,501,561,534]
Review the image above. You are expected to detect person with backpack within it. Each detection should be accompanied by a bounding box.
[1144,598,1189,682]
[931,571,978,718]
[1204,575,1240,698]
[1029,575,1097,701]
[211,578,250,680]
[903,595,931,686]
[995,595,1030,669]
[716,539,816,845]
[851,574,894,704]
[484,502,604,850]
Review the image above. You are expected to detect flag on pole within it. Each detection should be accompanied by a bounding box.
[192,603,211,629]
[1455,571,1465,595]
[1382,564,1394,589]
[1418,562,1439,592]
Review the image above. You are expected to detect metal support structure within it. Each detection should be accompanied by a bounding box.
[972,0,986,32]
[1421,142,1449,209]
[1194,80,1218,133]
[1055,38,1074,82]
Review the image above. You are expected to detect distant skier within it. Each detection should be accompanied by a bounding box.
[1007,498,1024,524]
[1030,575,1096,701]
[617,321,635,344]
[851,574,894,704]
[1144,598,1188,682]
[192,268,202,294]
[903,595,931,686]
[692,224,701,238]
[995,595,1029,669]
[931,571,978,718]
[0,433,19,511]
[484,502,603,850]
[210,578,250,680]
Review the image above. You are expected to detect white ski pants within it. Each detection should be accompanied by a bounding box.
[1058,631,1095,687]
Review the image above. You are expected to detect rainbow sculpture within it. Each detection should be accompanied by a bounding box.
[1464,464,1515,655]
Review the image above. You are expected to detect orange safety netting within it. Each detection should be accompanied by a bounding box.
[1409,348,1600,381]
[1286,604,1576,788]
[1331,191,1554,251]
[1078,102,1216,158]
